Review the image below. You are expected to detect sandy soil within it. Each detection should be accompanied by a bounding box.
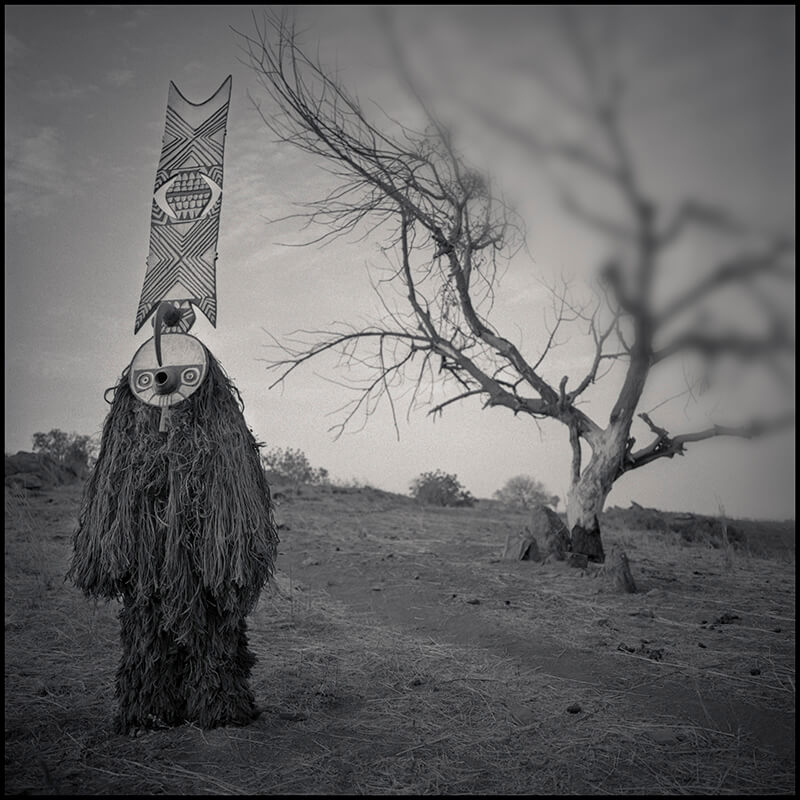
[5,482,796,794]
[275,486,796,758]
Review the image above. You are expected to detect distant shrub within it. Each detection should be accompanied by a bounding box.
[494,475,558,509]
[605,503,750,551]
[330,476,375,490]
[261,447,329,487]
[672,518,747,550]
[410,470,475,507]
[31,429,98,475]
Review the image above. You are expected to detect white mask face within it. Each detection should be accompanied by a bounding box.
[129,333,208,407]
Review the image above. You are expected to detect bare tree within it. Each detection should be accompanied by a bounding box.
[235,10,793,561]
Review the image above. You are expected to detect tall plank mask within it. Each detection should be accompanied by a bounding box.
[68,77,279,734]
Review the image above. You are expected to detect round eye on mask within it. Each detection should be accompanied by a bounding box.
[181,366,201,386]
[129,333,209,407]
[135,371,154,390]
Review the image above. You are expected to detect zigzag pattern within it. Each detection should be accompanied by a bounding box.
[159,103,228,178]
[135,82,230,333]
[135,208,220,331]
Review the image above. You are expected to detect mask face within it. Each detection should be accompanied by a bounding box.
[129,333,208,407]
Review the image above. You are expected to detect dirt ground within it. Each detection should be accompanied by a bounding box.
[5,482,796,794]
[276,486,795,753]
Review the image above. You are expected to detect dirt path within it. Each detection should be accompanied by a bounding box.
[276,501,795,759]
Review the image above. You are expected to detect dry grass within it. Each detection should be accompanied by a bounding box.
[5,484,795,795]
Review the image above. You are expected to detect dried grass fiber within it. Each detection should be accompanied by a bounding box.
[67,348,279,731]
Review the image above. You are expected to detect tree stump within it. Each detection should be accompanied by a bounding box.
[570,515,605,563]
[568,553,589,569]
[529,504,570,561]
[502,527,541,561]
[603,548,637,593]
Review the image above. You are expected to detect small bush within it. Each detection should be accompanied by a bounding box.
[410,470,475,507]
[261,447,329,487]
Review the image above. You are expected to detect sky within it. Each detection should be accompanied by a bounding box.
[5,5,795,519]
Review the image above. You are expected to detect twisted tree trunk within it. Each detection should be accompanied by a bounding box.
[566,353,648,563]
[566,452,615,563]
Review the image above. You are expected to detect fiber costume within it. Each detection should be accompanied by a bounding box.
[68,78,278,733]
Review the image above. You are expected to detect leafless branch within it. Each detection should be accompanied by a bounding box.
[652,329,793,365]
[239,8,792,522]
[236,10,611,444]
[624,412,795,473]
[656,239,794,327]
[658,199,748,247]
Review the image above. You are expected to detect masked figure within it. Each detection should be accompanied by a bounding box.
[67,77,278,733]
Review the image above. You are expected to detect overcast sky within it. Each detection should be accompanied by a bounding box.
[5,5,795,518]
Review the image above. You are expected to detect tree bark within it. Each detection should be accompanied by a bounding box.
[570,516,604,563]
[566,349,650,563]
[565,438,624,564]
